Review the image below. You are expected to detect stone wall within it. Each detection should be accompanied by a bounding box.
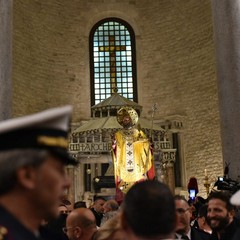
[12,0,223,196]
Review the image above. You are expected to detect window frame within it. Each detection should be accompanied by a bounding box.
[89,17,138,106]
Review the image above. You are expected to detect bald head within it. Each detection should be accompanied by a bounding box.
[66,208,97,240]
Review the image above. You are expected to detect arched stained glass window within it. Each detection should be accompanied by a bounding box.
[89,18,137,106]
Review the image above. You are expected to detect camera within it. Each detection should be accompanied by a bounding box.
[214,177,240,193]
[218,176,224,181]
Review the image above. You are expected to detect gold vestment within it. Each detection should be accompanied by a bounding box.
[112,128,154,194]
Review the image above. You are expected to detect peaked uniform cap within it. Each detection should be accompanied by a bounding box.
[0,105,78,165]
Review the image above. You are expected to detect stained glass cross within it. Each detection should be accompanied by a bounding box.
[99,36,126,93]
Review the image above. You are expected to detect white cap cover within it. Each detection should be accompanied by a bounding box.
[230,190,240,206]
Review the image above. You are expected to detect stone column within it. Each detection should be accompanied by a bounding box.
[66,166,75,205]
[177,132,187,188]
[0,0,12,120]
[162,150,176,193]
[166,162,175,193]
[211,1,240,179]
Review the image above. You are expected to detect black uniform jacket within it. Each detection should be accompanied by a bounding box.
[0,204,59,240]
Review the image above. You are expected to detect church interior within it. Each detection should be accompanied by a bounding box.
[4,0,238,204]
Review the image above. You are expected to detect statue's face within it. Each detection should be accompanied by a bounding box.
[122,115,133,129]
[117,107,138,128]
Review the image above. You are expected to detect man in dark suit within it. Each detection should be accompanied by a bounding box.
[174,195,210,240]
[65,208,97,240]
[90,196,106,227]
[0,106,78,240]
[207,191,240,240]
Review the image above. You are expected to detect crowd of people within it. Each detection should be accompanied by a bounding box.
[1,106,240,240]
[42,181,240,240]
[44,181,240,240]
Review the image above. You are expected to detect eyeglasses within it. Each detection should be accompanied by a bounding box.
[62,227,75,234]
[176,208,190,215]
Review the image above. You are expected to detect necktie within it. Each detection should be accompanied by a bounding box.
[181,234,190,240]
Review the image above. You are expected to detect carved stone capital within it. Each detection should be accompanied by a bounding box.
[161,149,176,166]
